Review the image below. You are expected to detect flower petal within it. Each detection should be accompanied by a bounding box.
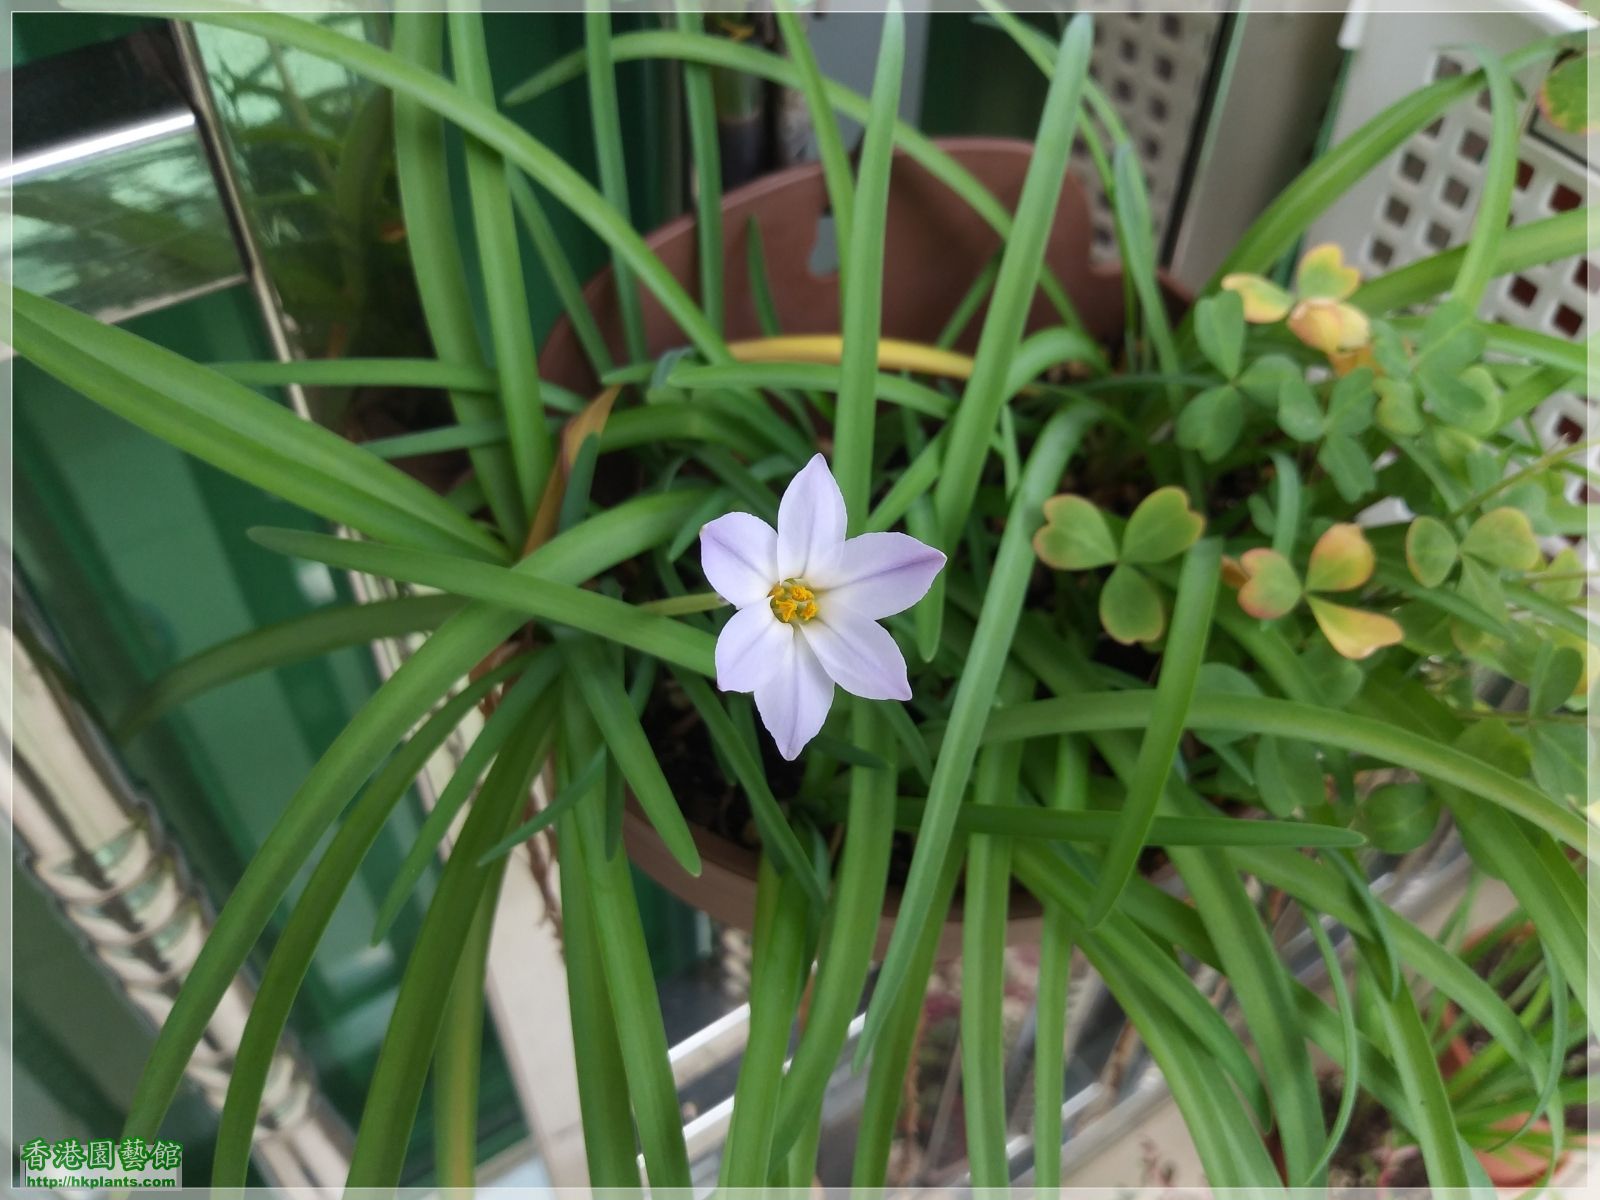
[809,532,946,619]
[753,632,835,760]
[700,511,778,607]
[715,603,792,694]
[776,453,847,579]
[799,607,911,701]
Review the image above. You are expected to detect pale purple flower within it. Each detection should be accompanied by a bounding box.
[699,454,946,760]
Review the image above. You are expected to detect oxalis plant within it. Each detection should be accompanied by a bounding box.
[7,4,1594,1191]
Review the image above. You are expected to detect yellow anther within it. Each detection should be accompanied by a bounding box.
[768,579,820,624]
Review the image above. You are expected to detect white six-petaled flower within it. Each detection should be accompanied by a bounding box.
[699,454,946,760]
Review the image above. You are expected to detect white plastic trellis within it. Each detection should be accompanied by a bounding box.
[1073,6,1227,262]
[1307,0,1595,562]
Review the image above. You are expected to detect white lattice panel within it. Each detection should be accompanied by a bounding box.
[1308,1,1595,558]
[1072,7,1225,262]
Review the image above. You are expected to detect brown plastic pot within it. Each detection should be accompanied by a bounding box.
[538,138,1169,956]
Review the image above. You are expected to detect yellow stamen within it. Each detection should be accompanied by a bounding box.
[769,579,820,624]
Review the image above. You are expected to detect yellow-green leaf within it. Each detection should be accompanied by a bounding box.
[1221,273,1293,323]
[1287,299,1371,356]
[1404,516,1459,588]
[1034,494,1118,570]
[1539,52,1597,135]
[1120,486,1206,564]
[1234,547,1302,620]
[1306,522,1376,594]
[1462,506,1542,571]
[1294,243,1361,301]
[1100,563,1165,645]
[1307,596,1404,660]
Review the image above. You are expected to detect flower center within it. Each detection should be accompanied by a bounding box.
[768,579,819,624]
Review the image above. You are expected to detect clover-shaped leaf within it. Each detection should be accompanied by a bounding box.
[1541,51,1598,135]
[1305,522,1376,592]
[1176,385,1244,463]
[1358,782,1440,854]
[1237,354,1301,406]
[1529,640,1585,715]
[1194,290,1246,380]
[1121,487,1207,564]
[1288,299,1372,356]
[1034,495,1117,569]
[1277,376,1324,443]
[1233,548,1301,619]
[1460,506,1541,571]
[1100,562,1166,645]
[1540,51,1598,135]
[1253,736,1324,818]
[1535,546,1585,603]
[1226,523,1401,659]
[1326,369,1376,436]
[1375,378,1424,437]
[1037,490,1206,647]
[1404,515,1458,588]
[1220,273,1293,323]
[1306,597,1403,661]
[1295,243,1361,302]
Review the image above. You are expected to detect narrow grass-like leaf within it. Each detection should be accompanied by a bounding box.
[1367,974,1473,1187]
[210,649,534,1185]
[671,669,823,906]
[506,172,614,376]
[1351,210,1585,314]
[1110,145,1185,427]
[345,695,545,1186]
[719,855,811,1185]
[1207,32,1580,287]
[10,289,506,563]
[123,491,695,1143]
[555,795,641,1188]
[1086,538,1220,928]
[899,803,1366,848]
[116,594,464,739]
[1450,46,1519,308]
[769,705,895,1156]
[370,654,563,943]
[449,7,552,516]
[359,420,509,461]
[932,17,1092,551]
[984,690,1591,856]
[675,2,724,331]
[860,404,1097,1063]
[212,357,498,392]
[584,4,647,362]
[561,635,699,874]
[962,673,1030,1188]
[500,29,1087,327]
[1168,839,1324,1180]
[773,0,855,259]
[852,836,966,1188]
[391,11,525,544]
[564,700,692,1189]
[478,747,603,865]
[1298,909,1360,1186]
[433,878,496,1188]
[249,526,717,675]
[832,5,903,524]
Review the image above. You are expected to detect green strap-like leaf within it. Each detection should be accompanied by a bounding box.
[209,650,535,1186]
[859,402,1098,1065]
[932,17,1092,551]
[9,289,507,563]
[117,593,465,740]
[1086,538,1220,928]
[449,8,553,517]
[986,690,1591,857]
[675,2,725,332]
[391,11,526,544]
[249,526,717,676]
[583,5,648,363]
[832,5,904,523]
[1451,46,1519,308]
